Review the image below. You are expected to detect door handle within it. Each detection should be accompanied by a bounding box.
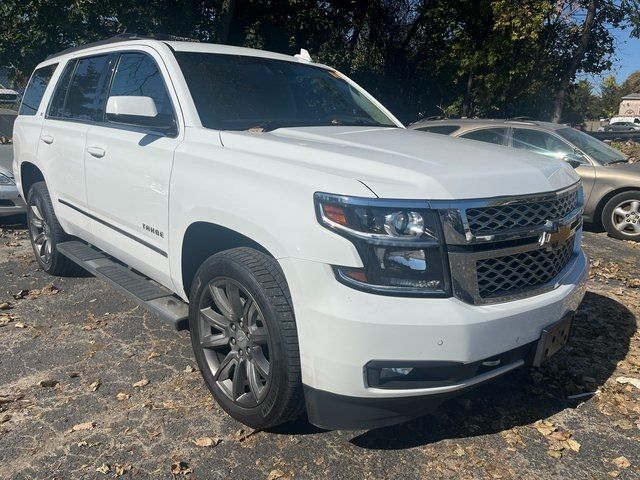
[87,146,106,158]
[41,135,54,145]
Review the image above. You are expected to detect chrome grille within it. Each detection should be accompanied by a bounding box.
[476,237,575,299]
[466,189,578,235]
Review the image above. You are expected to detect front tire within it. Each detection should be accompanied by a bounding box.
[189,247,303,429]
[26,181,75,274]
[602,191,640,241]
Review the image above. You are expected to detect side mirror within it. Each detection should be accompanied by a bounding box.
[563,153,586,169]
[106,96,158,118]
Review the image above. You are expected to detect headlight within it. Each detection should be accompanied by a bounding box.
[0,173,15,186]
[314,192,450,296]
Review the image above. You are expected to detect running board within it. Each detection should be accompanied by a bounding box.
[57,241,189,330]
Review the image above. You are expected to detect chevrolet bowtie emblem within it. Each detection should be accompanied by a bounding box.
[538,222,573,248]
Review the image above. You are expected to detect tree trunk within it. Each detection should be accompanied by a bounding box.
[551,0,597,123]
[462,70,474,117]
[217,0,237,44]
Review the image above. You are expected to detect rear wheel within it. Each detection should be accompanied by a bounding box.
[26,181,75,274]
[602,191,640,241]
[189,247,303,429]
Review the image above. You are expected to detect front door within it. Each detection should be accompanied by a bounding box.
[84,49,182,289]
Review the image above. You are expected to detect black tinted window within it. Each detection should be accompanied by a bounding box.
[460,128,508,145]
[48,60,76,118]
[108,53,175,129]
[176,52,395,131]
[416,125,460,135]
[19,64,57,116]
[62,55,111,121]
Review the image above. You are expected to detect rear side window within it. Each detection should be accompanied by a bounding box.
[108,53,175,129]
[19,64,57,116]
[459,128,508,145]
[416,125,460,135]
[48,55,112,122]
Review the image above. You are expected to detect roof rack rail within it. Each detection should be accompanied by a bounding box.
[45,33,200,61]
[505,116,538,124]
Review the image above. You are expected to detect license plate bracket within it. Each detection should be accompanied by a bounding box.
[532,314,573,367]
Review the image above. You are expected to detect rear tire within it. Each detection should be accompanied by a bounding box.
[601,191,640,241]
[26,181,75,275]
[189,247,304,429]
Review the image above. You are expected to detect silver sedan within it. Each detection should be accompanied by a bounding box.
[0,165,26,217]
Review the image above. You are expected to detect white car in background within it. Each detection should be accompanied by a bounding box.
[0,84,20,106]
[0,165,26,217]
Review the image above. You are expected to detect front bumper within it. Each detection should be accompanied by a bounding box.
[0,185,26,217]
[279,249,588,429]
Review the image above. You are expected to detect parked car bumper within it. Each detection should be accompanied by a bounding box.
[0,184,27,217]
[280,249,588,429]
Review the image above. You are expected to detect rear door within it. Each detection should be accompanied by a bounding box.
[84,48,182,288]
[38,54,115,238]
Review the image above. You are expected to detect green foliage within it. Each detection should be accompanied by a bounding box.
[0,0,638,123]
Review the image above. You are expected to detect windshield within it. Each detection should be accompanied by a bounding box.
[175,52,397,131]
[556,127,627,164]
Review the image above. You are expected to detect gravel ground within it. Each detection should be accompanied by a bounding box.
[0,219,638,480]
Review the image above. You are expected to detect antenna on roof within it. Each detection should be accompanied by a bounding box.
[295,49,312,62]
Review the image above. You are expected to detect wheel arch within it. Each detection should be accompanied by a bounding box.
[594,187,640,227]
[180,221,276,298]
[20,162,45,199]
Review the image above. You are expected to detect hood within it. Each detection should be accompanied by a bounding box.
[605,161,640,174]
[220,126,579,199]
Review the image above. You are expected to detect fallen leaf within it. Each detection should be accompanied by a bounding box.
[89,380,101,392]
[0,302,12,310]
[170,461,192,475]
[192,437,220,448]
[267,469,286,480]
[96,463,110,474]
[532,420,556,436]
[38,379,59,388]
[77,441,88,447]
[12,289,29,300]
[147,352,160,360]
[41,283,59,295]
[615,376,640,390]
[547,449,562,459]
[184,365,196,373]
[133,379,149,388]
[114,464,131,477]
[116,392,130,401]
[611,456,631,469]
[69,421,95,433]
[608,471,620,478]
[564,438,581,452]
[0,314,13,326]
[14,322,27,329]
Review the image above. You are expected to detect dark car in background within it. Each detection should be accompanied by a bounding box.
[410,119,640,241]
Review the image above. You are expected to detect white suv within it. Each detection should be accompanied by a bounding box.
[13,35,588,430]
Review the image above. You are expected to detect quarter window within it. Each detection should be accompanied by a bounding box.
[108,53,175,129]
[512,129,572,158]
[416,125,460,135]
[459,128,508,145]
[19,64,57,116]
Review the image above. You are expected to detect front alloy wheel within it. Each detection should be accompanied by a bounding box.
[189,247,303,429]
[198,278,272,407]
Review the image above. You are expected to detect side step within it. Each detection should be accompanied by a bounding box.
[57,241,189,330]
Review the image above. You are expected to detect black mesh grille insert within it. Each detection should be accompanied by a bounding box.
[476,237,575,298]
[466,190,578,235]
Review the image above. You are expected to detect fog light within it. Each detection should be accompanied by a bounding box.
[380,367,413,379]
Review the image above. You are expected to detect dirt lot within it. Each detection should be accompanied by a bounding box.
[0,219,638,480]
